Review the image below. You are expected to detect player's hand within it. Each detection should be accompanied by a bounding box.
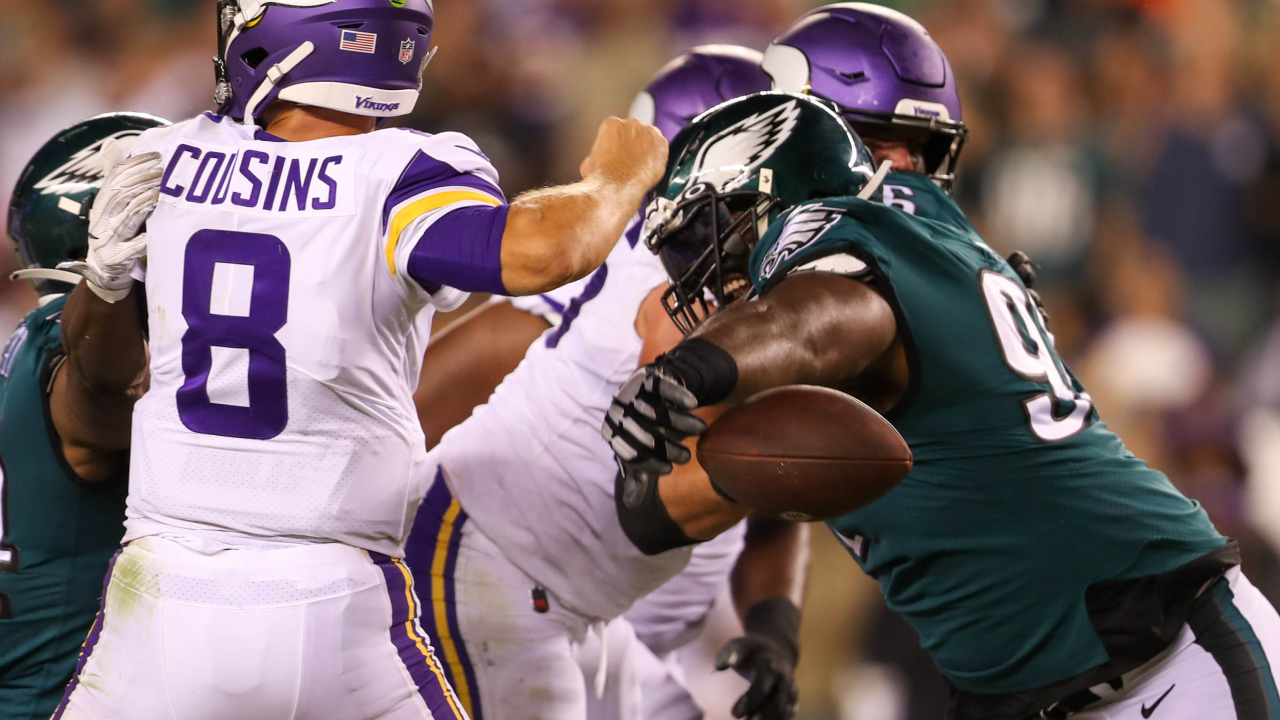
[716,633,800,720]
[603,364,707,474]
[605,365,707,517]
[59,140,163,303]
[579,116,668,192]
[1006,250,1049,325]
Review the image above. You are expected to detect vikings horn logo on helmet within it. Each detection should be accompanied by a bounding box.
[759,204,845,279]
[689,99,801,191]
[32,130,147,196]
[237,0,337,22]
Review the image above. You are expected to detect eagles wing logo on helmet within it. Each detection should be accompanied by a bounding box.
[759,204,844,279]
[32,130,146,196]
[690,99,801,192]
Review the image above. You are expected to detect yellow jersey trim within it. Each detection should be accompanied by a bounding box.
[429,499,476,717]
[385,190,503,277]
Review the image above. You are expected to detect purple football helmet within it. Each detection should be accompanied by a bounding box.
[763,3,967,190]
[213,0,435,123]
[628,45,773,142]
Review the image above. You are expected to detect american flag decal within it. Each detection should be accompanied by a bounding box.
[339,30,377,53]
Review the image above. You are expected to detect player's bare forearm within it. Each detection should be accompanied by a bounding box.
[499,117,666,295]
[689,273,898,406]
[638,286,749,538]
[657,431,749,540]
[732,516,810,619]
[416,301,551,447]
[51,281,148,481]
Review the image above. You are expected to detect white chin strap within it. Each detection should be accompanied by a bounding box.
[11,268,85,287]
[242,41,317,123]
[857,160,894,201]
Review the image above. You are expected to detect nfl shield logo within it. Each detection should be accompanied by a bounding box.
[399,39,415,65]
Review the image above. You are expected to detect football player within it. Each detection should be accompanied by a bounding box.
[604,5,1279,720]
[407,47,807,720]
[0,113,166,720]
[51,1,665,718]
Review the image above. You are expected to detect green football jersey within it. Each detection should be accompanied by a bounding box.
[0,296,127,719]
[748,172,1226,695]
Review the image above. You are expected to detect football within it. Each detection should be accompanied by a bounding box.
[697,385,913,522]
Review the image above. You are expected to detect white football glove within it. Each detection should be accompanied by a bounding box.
[58,139,163,303]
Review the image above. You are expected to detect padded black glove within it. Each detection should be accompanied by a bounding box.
[602,364,706,476]
[715,598,801,720]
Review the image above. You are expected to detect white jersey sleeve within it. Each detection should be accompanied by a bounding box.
[123,114,506,556]
[381,131,508,311]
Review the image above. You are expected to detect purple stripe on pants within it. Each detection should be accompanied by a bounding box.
[51,549,120,720]
[406,474,484,720]
[371,551,467,720]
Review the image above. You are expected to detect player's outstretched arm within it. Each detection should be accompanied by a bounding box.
[604,272,901,478]
[50,282,148,483]
[686,272,900,407]
[499,117,667,296]
[414,301,551,447]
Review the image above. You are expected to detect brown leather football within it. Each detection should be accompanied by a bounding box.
[697,385,913,522]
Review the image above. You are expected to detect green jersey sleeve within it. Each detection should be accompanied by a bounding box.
[0,296,128,718]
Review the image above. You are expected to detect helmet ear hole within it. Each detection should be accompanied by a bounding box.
[241,47,269,69]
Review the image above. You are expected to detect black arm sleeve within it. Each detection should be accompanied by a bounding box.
[614,470,699,555]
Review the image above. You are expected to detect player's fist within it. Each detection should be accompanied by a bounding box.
[580,116,668,191]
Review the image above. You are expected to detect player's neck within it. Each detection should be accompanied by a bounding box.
[262,103,376,142]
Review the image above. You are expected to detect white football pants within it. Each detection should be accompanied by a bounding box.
[55,536,466,720]
[1073,567,1280,720]
[404,481,729,720]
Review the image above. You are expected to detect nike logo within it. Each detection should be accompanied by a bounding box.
[1141,684,1175,718]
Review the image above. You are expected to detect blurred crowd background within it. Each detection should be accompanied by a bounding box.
[5,0,1280,718]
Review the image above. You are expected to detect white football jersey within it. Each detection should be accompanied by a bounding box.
[125,113,508,556]
[434,217,703,620]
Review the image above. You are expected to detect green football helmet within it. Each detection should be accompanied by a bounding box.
[643,91,878,333]
[7,112,170,297]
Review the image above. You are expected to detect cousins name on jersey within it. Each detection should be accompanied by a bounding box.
[158,142,358,217]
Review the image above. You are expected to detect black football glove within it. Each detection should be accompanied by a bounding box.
[715,598,801,720]
[1006,250,1049,325]
[602,364,707,479]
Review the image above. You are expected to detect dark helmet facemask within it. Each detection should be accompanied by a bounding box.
[642,92,877,334]
[645,183,781,334]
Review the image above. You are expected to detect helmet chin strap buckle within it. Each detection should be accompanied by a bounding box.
[242,41,317,123]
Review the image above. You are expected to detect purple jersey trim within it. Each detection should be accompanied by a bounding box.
[540,294,566,314]
[201,111,228,124]
[383,150,505,231]
[254,129,286,142]
[407,204,510,296]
